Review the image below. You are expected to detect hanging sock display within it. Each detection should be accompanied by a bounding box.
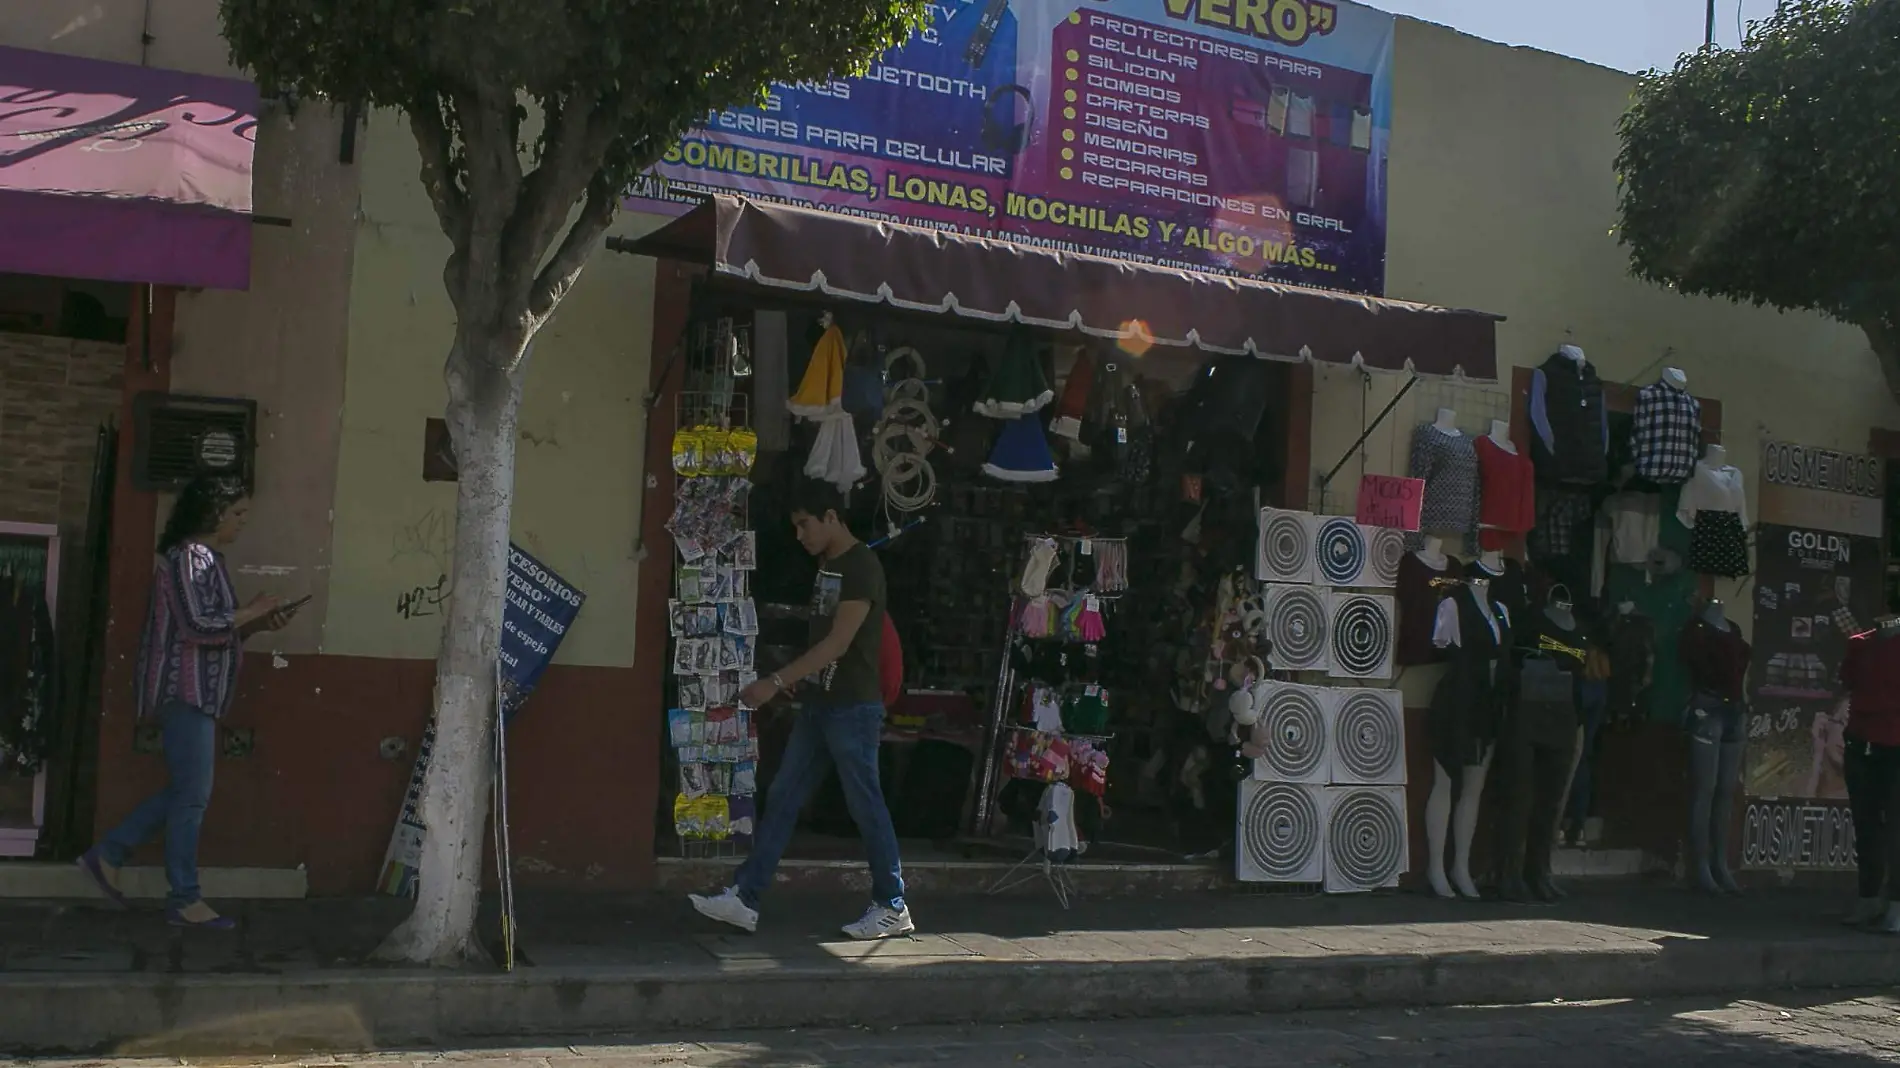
[788,320,846,420]
[983,414,1060,483]
[973,329,1054,418]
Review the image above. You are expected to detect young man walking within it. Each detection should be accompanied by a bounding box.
[690,480,912,940]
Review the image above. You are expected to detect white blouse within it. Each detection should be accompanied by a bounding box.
[1432,593,1510,649]
[1676,462,1748,528]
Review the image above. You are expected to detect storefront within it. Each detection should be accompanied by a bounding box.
[616,193,1499,875]
[0,44,259,860]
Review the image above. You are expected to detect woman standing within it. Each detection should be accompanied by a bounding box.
[77,477,293,929]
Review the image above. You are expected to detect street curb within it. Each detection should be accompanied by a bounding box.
[4,934,1896,1054]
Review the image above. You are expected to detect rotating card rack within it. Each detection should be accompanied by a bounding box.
[667,317,758,861]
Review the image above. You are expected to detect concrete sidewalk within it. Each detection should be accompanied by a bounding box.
[1,883,1894,1054]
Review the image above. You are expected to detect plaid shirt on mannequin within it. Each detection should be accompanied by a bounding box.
[1630,380,1701,484]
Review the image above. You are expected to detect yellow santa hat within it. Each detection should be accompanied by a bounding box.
[788,323,846,420]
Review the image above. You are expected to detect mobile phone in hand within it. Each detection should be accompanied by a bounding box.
[281,594,313,616]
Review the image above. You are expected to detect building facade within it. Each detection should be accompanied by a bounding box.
[2,1,1893,892]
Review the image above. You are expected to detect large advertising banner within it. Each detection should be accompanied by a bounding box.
[1741,442,1886,871]
[629,0,1397,294]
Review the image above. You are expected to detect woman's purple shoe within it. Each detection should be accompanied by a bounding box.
[76,850,129,909]
[166,906,237,930]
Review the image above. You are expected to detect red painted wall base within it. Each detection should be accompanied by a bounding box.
[91,655,651,895]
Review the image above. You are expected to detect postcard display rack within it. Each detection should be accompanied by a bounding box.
[983,532,1128,907]
[665,318,763,858]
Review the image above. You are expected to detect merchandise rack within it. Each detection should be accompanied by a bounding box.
[666,316,759,859]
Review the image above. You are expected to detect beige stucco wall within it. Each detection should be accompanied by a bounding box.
[1306,19,1898,710]
[318,110,658,668]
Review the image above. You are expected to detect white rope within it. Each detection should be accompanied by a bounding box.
[875,354,938,522]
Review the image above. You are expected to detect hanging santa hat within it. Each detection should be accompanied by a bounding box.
[804,412,865,492]
[973,328,1053,419]
[1049,345,1097,441]
[982,414,1059,483]
[788,320,846,420]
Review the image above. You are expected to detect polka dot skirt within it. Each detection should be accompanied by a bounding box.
[1689,510,1750,578]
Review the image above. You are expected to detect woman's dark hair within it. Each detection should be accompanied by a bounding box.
[158,477,246,553]
[788,478,849,523]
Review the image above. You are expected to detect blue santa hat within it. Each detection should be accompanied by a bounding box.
[982,415,1059,483]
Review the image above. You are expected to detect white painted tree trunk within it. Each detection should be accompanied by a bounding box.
[374,329,525,967]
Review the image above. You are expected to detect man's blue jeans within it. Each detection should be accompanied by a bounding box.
[736,701,906,910]
[99,701,216,909]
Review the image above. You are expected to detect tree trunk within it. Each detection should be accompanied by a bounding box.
[374,325,525,967]
[1858,316,1900,407]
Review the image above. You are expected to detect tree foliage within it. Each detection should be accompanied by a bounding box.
[221,0,929,347]
[1615,0,1900,391]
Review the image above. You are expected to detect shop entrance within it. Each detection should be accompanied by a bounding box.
[0,272,126,861]
[652,280,1300,867]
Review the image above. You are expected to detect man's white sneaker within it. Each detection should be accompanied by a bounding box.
[842,903,915,940]
[688,887,758,933]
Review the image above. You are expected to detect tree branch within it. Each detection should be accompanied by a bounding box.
[502,94,596,292]
[525,177,617,330]
[409,98,468,249]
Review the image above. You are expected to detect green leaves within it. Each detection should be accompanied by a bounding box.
[1615,0,1900,330]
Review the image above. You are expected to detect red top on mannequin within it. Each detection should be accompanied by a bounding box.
[1841,629,1900,746]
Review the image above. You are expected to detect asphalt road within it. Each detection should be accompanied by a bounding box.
[9,993,1897,1067]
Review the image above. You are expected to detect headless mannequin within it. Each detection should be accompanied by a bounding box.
[1434,407,1459,434]
[1477,549,1505,574]
[1688,598,1746,895]
[1426,578,1495,901]
[1846,618,1900,931]
[1544,588,1587,896]
[1664,366,1688,389]
[1560,344,1586,365]
[1414,534,1448,570]
[1488,420,1515,451]
[1704,443,1728,468]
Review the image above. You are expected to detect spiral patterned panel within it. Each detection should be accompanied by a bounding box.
[1366,525,1405,587]
[1314,516,1368,586]
[1266,585,1330,671]
[1258,509,1313,583]
[1258,683,1328,782]
[1329,593,1395,679]
[1330,689,1404,784]
[1325,787,1407,892]
[1237,781,1323,882]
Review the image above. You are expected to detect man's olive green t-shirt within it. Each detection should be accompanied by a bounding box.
[806,542,886,705]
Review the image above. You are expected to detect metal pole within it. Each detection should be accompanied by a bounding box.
[1707,0,1717,45]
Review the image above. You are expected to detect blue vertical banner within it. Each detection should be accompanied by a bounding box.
[501,543,586,719]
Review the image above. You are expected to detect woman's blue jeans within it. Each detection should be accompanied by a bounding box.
[99,701,216,909]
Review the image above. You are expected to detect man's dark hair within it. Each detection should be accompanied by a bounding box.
[789,478,848,523]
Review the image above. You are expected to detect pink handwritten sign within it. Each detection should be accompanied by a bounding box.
[1356,475,1425,531]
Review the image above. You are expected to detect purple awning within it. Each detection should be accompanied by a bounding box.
[620,195,1501,380]
[0,46,259,290]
